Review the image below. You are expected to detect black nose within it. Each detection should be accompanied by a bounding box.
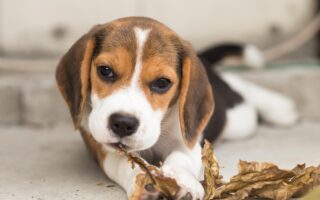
[109,113,139,138]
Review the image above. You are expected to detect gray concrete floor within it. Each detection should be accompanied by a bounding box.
[0,122,319,200]
[0,126,126,200]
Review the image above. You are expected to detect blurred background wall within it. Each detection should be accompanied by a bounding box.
[0,0,317,58]
[0,0,319,127]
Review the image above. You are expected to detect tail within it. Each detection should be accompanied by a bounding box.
[198,43,265,69]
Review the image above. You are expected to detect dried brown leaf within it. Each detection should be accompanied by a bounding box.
[214,161,295,198]
[251,165,320,200]
[238,160,279,173]
[215,162,320,200]
[219,180,284,200]
[116,145,180,200]
[202,140,222,200]
[116,142,320,200]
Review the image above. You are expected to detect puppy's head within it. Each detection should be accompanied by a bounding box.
[56,17,213,151]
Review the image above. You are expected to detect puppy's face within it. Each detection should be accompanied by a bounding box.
[88,26,180,151]
[56,17,214,152]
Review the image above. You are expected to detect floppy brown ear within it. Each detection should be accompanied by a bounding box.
[179,43,214,148]
[56,26,102,129]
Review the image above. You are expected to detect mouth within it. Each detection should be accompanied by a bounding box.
[106,142,131,151]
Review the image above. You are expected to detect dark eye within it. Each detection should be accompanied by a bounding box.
[150,78,172,94]
[97,65,117,82]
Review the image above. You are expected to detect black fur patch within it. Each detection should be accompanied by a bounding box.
[198,43,243,67]
[199,44,245,144]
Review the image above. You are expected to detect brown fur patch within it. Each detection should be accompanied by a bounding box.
[91,47,135,98]
[142,29,177,62]
[139,56,179,110]
[178,58,191,137]
[136,26,180,111]
[78,39,95,128]
[56,33,96,128]
[194,85,214,139]
[79,127,107,167]
[179,54,214,148]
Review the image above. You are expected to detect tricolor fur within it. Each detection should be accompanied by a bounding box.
[56,17,298,200]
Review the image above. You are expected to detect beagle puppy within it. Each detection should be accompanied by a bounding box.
[56,17,298,200]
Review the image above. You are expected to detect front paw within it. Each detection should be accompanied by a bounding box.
[130,171,180,200]
[129,173,166,200]
[131,182,166,200]
[162,166,205,200]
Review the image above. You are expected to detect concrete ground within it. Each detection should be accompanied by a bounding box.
[1,62,319,199]
[0,122,319,200]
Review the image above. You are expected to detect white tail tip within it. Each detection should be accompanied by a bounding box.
[244,45,265,69]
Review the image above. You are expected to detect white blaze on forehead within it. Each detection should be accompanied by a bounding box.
[131,27,151,87]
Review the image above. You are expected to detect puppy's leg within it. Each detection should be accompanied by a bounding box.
[80,129,142,199]
[162,143,204,200]
[102,153,142,198]
[222,73,299,126]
